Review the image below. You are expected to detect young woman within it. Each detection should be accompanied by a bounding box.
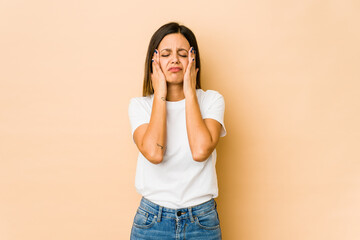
[128,22,226,240]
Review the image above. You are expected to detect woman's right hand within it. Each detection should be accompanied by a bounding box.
[151,49,167,97]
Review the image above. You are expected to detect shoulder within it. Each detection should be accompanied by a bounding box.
[129,95,153,106]
[128,95,154,112]
[196,89,224,105]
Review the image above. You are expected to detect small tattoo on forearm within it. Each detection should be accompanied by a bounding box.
[161,97,166,101]
[156,143,164,149]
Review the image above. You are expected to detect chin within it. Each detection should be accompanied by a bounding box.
[166,76,184,84]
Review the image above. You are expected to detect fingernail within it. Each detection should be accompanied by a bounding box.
[152,59,154,62]
[154,49,157,54]
[192,58,194,61]
[193,50,196,54]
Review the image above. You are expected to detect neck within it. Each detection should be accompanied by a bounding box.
[166,83,185,101]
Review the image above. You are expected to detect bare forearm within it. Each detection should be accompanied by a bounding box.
[141,94,167,163]
[185,92,215,161]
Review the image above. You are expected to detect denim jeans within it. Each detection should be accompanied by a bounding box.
[130,197,222,240]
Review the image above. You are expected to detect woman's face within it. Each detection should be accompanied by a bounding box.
[157,33,191,84]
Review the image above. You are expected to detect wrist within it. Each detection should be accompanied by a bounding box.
[154,91,167,101]
[184,88,196,98]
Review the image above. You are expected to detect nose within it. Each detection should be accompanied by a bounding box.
[170,54,180,63]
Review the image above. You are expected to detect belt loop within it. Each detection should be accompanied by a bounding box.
[188,207,194,223]
[157,206,162,222]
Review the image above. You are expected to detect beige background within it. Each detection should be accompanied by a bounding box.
[1,0,360,239]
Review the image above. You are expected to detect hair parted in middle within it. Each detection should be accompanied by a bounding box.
[143,22,201,96]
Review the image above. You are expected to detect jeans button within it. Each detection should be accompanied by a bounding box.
[177,211,181,217]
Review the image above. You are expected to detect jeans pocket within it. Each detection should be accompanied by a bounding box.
[195,208,220,230]
[132,207,156,229]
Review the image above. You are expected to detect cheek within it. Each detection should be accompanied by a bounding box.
[182,59,189,69]
[159,59,167,71]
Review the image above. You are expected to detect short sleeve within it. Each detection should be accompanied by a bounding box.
[201,91,227,137]
[128,97,151,136]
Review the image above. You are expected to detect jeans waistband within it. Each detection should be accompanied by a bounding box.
[139,197,217,222]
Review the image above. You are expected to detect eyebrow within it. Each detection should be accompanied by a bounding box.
[160,48,188,52]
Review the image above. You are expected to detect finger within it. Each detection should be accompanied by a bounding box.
[188,47,193,62]
[151,59,156,75]
[190,47,196,70]
[155,49,160,62]
[151,49,156,73]
[156,49,163,72]
[191,47,195,59]
[186,47,193,71]
[152,58,160,74]
[191,46,195,60]
[152,49,157,61]
[191,57,196,73]
[153,50,165,76]
[186,58,193,73]
[152,49,160,72]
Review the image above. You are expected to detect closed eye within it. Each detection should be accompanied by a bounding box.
[161,54,188,57]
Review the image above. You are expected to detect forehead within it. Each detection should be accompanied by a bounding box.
[158,33,190,50]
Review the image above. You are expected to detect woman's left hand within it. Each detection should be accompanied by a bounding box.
[183,47,199,98]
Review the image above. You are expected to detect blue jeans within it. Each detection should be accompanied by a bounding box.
[130,197,222,240]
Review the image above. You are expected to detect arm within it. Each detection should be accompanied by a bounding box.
[133,49,167,164]
[185,94,222,162]
[183,47,222,162]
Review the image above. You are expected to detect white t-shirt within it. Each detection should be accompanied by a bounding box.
[128,89,226,208]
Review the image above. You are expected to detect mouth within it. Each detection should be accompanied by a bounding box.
[168,67,182,73]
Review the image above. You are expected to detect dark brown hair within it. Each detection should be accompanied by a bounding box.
[143,22,201,96]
